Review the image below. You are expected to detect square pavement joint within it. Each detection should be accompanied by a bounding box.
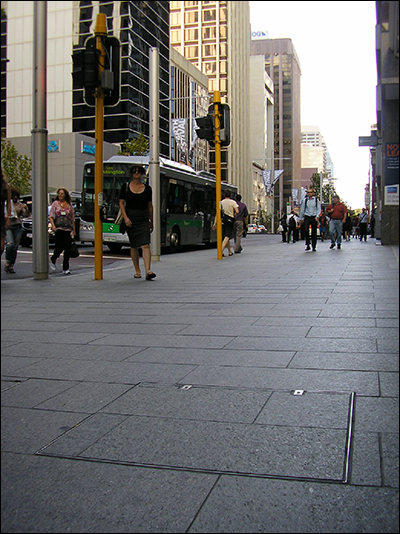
[35,388,356,485]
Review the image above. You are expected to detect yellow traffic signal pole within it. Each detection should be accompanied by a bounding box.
[94,14,107,280]
[213,90,223,260]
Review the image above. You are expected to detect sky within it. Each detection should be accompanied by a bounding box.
[249,1,377,209]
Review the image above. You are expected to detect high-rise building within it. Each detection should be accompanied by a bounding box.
[374,0,399,245]
[251,38,302,215]
[1,1,206,192]
[301,125,334,200]
[170,1,252,205]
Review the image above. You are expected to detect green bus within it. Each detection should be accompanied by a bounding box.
[80,155,237,253]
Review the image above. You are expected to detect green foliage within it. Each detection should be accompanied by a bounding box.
[310,172,338,204]
[118,133,149,156]
[1,139,32,195]
[257,208,272,232]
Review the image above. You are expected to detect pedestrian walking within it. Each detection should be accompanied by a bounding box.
[119,165,156,280]
[353,214,360,239]
[359,207,369,242]
[343,213,353,241]
[49,187,76,274]
[1,168,12,256]
[287,210,298,243]
[213,189,238,257]
[326,195,347,250]
[298,189,321,251]
[4,188,29,274]
[279,213,287,242]
[234,193,248,254]
[369,212,375,238]
[318,210,328,242]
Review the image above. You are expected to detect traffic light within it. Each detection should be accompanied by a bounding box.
[208,103,231,147]
[72,40,98,107]
[195,115,214,141]
[102,36,120,107]
[72,35,120,107]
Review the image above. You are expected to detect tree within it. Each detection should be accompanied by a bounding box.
[118,133,149,156]
[310,172,338,204]
[1,138,32,195]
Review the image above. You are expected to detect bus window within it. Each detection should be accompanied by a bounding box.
[168,182,185,214]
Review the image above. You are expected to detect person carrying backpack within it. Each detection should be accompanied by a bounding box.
[287,210,298,243]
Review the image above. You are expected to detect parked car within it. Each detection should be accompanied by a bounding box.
[20,191,81,247]
[257,225,267,233]
[247,223,258,234]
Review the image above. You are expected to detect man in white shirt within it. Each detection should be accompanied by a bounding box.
[299,189,321,251]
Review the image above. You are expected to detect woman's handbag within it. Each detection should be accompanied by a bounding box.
[115,209,124,225]
[115,182,129,226]
[69,240,80,258]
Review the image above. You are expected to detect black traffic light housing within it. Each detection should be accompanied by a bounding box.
[72,35,120,107]
[102,36,120,107]
[195,115,214,141]
[208,103,231,147]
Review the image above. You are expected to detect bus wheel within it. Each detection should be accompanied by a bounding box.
[107,243,123,253]
[170,227,181,252]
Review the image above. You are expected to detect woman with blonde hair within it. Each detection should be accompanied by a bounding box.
[49,187,76,274]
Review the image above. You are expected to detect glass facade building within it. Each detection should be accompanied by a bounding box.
[72,1,170,156]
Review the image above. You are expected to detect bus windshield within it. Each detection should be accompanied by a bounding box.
[81,162,136,221]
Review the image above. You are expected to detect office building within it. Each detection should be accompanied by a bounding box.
[170,1,252,205]
[251,38,302,214]
[1,1,171,191]
[249,54,274,222]
[374,0,399,245]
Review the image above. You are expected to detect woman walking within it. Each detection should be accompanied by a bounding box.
[119,165,156,280]
[4,188,29,273]
[49,187,76,274]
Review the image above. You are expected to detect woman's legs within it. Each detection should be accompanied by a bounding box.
[141,244,152,274]
[130,247,141,275]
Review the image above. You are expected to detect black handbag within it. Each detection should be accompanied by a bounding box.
[69,240,80,258]
[119,219,126,235]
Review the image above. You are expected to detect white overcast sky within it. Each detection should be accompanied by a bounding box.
[249,1,377,209]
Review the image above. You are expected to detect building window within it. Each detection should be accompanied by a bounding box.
[170,12,181,25]
[185,11,198,24]
[185,28,198,41]
[202,26,217,39]
[203,44,217,57]
[202,10,216,22]
[184,46,198,59]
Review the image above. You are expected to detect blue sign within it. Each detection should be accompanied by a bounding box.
[82,144,95,155]
[48,140,59,152]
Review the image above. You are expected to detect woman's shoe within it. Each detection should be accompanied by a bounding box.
[4,265,15,274]
[228,252,233,256]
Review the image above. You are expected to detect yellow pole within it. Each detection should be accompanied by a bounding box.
[94,14,107,280]
[214,91,222,259]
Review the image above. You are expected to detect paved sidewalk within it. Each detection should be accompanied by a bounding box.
[1,235,399,533]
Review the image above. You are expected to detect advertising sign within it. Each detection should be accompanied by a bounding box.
[385,142,399,186]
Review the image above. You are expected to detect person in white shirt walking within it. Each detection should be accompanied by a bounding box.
[298,189,321,251]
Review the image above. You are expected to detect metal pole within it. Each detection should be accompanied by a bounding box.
[32,1,48,280]
[94,13,107,280]
[149,47,160,261]
[213,91,222,260]
[271,151,274,233]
